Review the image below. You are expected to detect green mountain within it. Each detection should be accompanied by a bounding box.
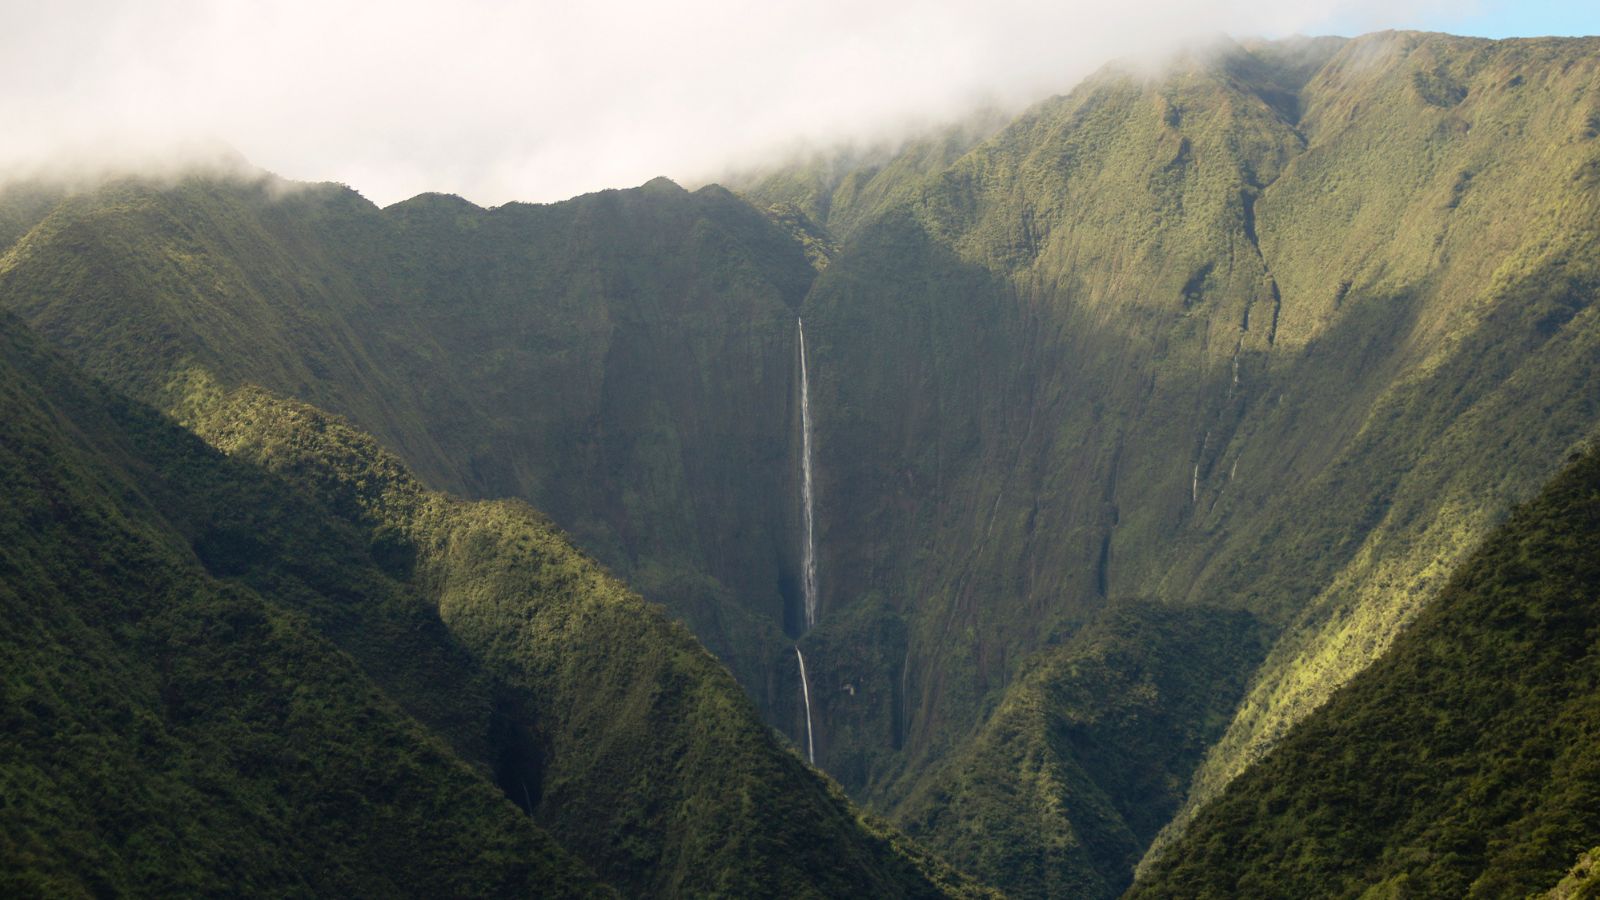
[725,109,1010,244]
[4,28,1600,899]
[0,312,601,897]
[0,174,818,702]
[788,31,1600,894]
[1130,445,1600,898]
[0,313,983,894]
[893,604,1263,897]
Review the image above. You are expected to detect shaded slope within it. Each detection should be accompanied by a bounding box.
[0,173,819,708]
[0,174,469,485]
[1132,445,1600,898]
[380,179,818,668]
[0,182,63,256]
[795,35,1323,811]
[0,312,603,897]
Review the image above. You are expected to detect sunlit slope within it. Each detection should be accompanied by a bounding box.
[1132,445,1600,898]
[893,604,1262,898]
[728,110,1009,244]
[1146,32,1600,863]
[792,32,1600,895]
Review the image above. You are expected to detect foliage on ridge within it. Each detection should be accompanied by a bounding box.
[175,375,993,898]
[894,604,1263,900]
[0,312,606,897]
[1132,446,1600,897]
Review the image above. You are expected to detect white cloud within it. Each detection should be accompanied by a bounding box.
[0,0,1462,205]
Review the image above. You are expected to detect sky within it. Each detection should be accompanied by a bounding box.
[1,0,1595,207]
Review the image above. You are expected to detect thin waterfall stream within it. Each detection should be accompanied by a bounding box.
[798,317,818,629]
[795,646,816,764]
[796,317,818,765]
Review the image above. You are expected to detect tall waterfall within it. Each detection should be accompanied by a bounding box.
[798,317,818,630]
[795,319,821,767]
[795,646,816,764]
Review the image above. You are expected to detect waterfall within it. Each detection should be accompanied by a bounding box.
[798,317,819,630]
[795,320,820,767]
[795,646,816,764]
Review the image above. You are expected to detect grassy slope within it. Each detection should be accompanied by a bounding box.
[380,179,817,677]
[1544,848,1600,899]
[797,33,1374,784]
[0,175,470,486]
[0,312,604,898]
[0,182,64,256]
[1131,446,1600,898]
[1148,32,1600,864]
[726,109,1009,244]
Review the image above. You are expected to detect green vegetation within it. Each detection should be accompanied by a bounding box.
[895,604,1263,899]
[725,109,1008,243]
[740,31,1600,895]
[4,29,1600,898]
[0,313,603,897]
[1132,446,1600,898]
[0,308,987,896]
[1544,848,1600,899]
[179,378,990,897]
[0,172,818,705]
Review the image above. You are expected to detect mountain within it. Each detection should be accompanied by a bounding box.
[0,173,816,702]
[0,312,984,894]
[787,30,1600,894]
[4,28,1600,898]
[1130,445,1600,897]
[0,311,601,897]
[726,109,1010,245]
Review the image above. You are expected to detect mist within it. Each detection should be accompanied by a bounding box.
[3,0,1469,207]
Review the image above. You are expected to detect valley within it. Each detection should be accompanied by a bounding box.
[4,29,1600,898]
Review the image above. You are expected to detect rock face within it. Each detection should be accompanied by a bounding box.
[5,30,1600,897]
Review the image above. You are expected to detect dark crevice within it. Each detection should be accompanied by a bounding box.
[489,696,546,816]
[1239,188,1283,346]
[1096,531,1113,597]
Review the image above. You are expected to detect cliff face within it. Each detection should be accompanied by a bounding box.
[6,31,1600,897]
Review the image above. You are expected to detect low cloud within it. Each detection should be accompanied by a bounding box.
[2,0,1465,206]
